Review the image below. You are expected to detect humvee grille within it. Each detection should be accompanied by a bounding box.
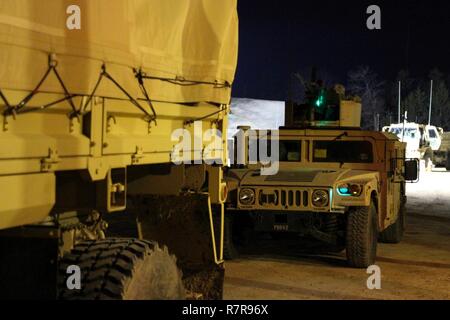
[258,188,310,210]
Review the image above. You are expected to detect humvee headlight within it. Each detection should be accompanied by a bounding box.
[239,188,255,205]
[337,184,362,197]
[338,184,350,195]
[312,190,329,207]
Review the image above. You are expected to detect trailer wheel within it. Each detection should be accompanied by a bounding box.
[58,238,185,300]
[346,202,378,268]
[379,204,405,244]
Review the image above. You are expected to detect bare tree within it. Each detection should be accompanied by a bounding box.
[403,87,427,123]
[347,66,385,130]
[429,68,449,128]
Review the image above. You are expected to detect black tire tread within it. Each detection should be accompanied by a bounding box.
[346,203,378,268]
[58,238,180,300]
[379,205,404,244]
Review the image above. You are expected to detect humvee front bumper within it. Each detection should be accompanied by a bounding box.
[234,186,346,214]
[252,211,321,233]
[249,211,342,245]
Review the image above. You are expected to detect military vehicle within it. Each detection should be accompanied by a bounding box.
[224,83,419,268]
[0,1,238,299]
[383,122,442,171]
[432,132,450,170]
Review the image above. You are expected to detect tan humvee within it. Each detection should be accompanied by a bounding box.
[225,92,419,268]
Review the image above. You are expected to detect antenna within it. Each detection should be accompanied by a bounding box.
[398,81,401,124]
[428,80,433,125]
[402,111,408,142]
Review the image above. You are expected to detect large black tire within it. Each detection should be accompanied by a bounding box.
[223,215,239,260]
[379,204,405,244]
[58,238,185,300]
[346,203,378,268]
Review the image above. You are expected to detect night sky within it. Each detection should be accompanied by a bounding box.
[233,0,450,101]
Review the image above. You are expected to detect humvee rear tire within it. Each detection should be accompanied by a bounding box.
[379,205,405,244]
[58,238,185,300]
[346,203,378,268]
[223,215,239,260]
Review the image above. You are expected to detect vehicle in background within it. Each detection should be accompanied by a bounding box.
[224,83,419,268]
[383,122,442,171]
[432,132,450,170]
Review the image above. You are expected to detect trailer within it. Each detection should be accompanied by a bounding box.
[0,0,238,299]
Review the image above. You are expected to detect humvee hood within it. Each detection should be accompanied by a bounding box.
[239,168,375,187]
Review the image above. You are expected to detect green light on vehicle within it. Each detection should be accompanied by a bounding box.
[315,90,326,108]
[315,96,324,107]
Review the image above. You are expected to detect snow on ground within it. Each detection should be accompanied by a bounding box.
[228,98,285,140]
[406,167,450,219]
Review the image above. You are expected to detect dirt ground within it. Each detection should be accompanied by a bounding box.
[223,170,450,300]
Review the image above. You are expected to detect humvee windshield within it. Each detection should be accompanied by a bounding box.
[428,128,437,138]
[279,140,301,162]
[259,140,301,162]
[389,128,402,135]
[389,127,418,138]
[313,141,373,163]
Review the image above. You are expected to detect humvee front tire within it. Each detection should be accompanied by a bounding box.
[379,204,405,244]
[346,203,378,268]
[58,238,185,300]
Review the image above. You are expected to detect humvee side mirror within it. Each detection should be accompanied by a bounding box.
[404,159,419,182]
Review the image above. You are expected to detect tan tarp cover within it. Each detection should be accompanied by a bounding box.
[0,0,238,104]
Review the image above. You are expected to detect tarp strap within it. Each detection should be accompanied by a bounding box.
[81,65,157,125]
[0,89,11,109]
[140,72,231,89]
[0,57,158,124]
[2,55,79,119]
[80,68,105,114]
[0,55,227,125]
[184,105,227,126]
[14,95,80,116]
[52,65,78,117]
[135,69,157,126]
